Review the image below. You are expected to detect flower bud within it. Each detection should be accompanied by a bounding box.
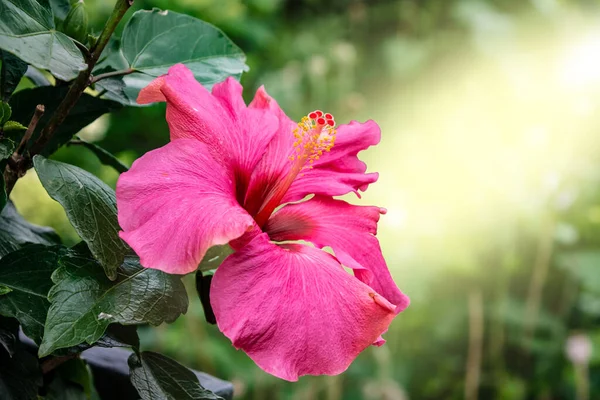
[62,0,88,44]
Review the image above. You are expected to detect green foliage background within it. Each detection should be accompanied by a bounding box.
[10,0,600,398]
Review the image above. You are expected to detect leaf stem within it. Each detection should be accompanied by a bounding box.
[15,104,44,155]
[91,68,135,84]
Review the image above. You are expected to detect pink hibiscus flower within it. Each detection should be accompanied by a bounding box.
[116,64,409,381]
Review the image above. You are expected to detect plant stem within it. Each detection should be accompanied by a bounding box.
[31,0,132,155]
[4,105,45,194]
[3,0,133,195]
[571,362,590,400]
[91,68,135,84]
[524,212,555,343]
[41,353,79,374]
[465,289,484,400]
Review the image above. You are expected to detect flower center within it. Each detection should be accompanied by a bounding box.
[290,110,337,168]
[253,110,337,228]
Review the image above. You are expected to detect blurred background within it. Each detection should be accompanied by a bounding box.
[10,0,600,398]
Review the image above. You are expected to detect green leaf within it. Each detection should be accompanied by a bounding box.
[45,357,100,400]
[95,323,140,349]
[9,86,120,156]
[0,182,5,215]
[95,38,128,72]
[0,50,28,101]
[0,201,60,259]
[1,120,26,132]
[51,323,140,356]
[38,250,188,356]
[95,8,248,105]
[0,286,11,296]
[47,358,97,400]
[0,244,62,344]
[0,138,15,160]
[0,102,11,125]
[24,66,50,86]
[129,351,223,400]
[0,343,42,400]
[0,0,87,81]
[70,138,129,173]
[0,137,14,212]
[49,0,70,21]
[95,75,136,106]
[33,156,128,280]
[198,244,233,272]
[45,373,87,400]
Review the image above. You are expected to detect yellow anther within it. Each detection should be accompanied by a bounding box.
[288,110,337,171]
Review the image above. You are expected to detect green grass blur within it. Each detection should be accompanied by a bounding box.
[11,0,600,398]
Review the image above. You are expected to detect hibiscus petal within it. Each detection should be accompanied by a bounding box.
[281,120,381,203]
[210,232,396,381]
[264,196,409,313]
[116,139,254,274]
[244,86,297,216]
[137,64,278,185]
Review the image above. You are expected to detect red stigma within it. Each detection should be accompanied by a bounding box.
[317,117,326,125]
[325,113,333,120]
[308,112,317,119]
[315,110,323,117]
[326,119,335,127]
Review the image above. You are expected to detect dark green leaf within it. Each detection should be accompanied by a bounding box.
[0,183,7,218]
[33,156,128,280]
[0,138,15,160]
[0,244,62,344]
[0,0,86,81]
[96,323,140,349]
[95,8,248,105]
[47,358,97,400]
[0,102,11,125]
[45,373,87,400]
[9,86,120,156]
[45,358,99,400]
[0,138,14,212]
[0,316,19,356]
[129,351,223,400]
[195,271,215,325]
[0,201,60,259]
[0,286,11,295]
[0,50,27,101]
[69,138,129,173]
[0,344,42,400]
[38,250,188,356]
[52,323,140,356]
